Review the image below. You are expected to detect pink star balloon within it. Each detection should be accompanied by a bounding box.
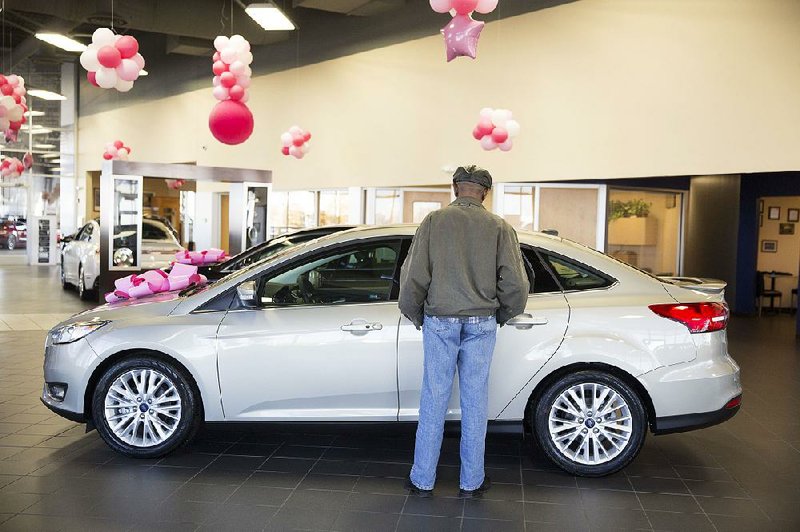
[441,14,485,62]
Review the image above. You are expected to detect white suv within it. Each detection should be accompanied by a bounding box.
[43,225,741,476]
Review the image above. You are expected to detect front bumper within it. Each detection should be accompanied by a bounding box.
[42,336,99,420]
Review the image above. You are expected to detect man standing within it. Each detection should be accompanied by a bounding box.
[399,165,529,498]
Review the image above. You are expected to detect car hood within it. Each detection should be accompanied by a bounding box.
[60,292,184,327]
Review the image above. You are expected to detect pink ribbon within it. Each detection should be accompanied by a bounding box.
[104,263,208,303]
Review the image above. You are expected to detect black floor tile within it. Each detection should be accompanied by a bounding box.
[395,514,462,532]
[463,498,525,521]
[403,495,464,517]
[297,472,359,491]
[645,510,716,531]
[227,484,293,506]
[345,492,406,514]
[266,505,340,531]
[332,509,400,531]
[462,517,525,531]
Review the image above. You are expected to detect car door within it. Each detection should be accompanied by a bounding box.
[397,244,570,421]
[62,223,88,283]
[216,238,404,421]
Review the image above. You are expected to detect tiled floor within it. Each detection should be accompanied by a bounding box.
[0,265,799,531]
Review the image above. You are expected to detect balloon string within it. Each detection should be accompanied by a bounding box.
[111,0,115,32]
[230,0,233,35]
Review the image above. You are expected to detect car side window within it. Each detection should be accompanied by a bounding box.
[521,247,561,294]
[257,241,401,307]
[539,251,614,291]
[78,224,92,242]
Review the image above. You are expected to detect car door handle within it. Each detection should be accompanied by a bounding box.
[341,320,383,333]
[507,314,548,329]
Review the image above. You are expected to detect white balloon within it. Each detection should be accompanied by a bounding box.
[80,48,101,72]
[229,60,246,76]
[301,142,310,154]
[115,78,134,92]
[244,66,252,78]
[92,27,116,47]
[212,85,229,101]
[475,0,499,14]
[212,75,220,87]
[220,46,238,64]
[95,67,118,89]
[117,148,129,158]
[491,109,507,128]
[479,107,493,120]
[0,118,9,131]
[242,51,253,65]
[429,0,451,13]
[289,125,303,135]
[280,132,293,146]
[229,34,245,46]
[213,35,230,52]
[480,136,497,151]
[237,76,251,89]
[7,106,22,122]
[505,119,521,137]
[289,145,302,158]
[236,40,251,54]
[107,146,118,157]
[0,96,14,109]
[498,139,513,152]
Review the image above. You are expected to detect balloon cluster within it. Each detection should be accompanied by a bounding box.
[103,140,131,160]
[175,248,228,266]
[431,0,498,62]
[81,28,145,92]
[212,35,253,103]
[165,179,185,190]
[0,156,27,178]
[0,74,27,141]
[472,107,520,151]
[280,126,312,159]
[209,35,255,145]
[104,263,207,304]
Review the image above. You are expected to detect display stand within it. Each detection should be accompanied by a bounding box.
[26,215,58,266]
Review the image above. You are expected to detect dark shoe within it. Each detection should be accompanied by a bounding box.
[459,476,491,498]
[405,476,433,497]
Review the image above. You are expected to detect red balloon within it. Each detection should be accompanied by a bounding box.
[208,100,254,145]
[281,146,290,156]
[491,127,508,143]
[126,146,131,154]
[87,71,99,87]
[472,126,484,140]
[220,71,236,88]
[103,152,113,160]
[303,132,312,142]
[212,60,228,76]
[9,121,20,130]
[292,135,304,147]
[115,35,139,59]
[114,140,124,149]
[477,119,494,136]
[12,94,20,104]
[452,0,479,15]
[228,85,244,100]
[0,84,12,96]
[0,75,6,86]
[97,45,122,68]
[213,51,221,62]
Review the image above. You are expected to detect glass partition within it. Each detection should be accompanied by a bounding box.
[319,190,349,225]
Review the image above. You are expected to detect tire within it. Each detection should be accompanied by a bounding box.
[92,356,201,458]
[60,260,69,290]
[531,370,646,477]
[7,234,16,251]
[77,265,92,301]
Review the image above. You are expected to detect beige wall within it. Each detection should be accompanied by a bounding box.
[757,196,800,305]
[77,0,800,192]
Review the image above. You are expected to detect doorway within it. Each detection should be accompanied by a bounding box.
[756,196,800,311]
[218,193,230,253]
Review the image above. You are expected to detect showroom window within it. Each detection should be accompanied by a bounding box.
[366,187,452,224]
[269,189,350,237]
[606,188,684,276]
[257,241,401,306]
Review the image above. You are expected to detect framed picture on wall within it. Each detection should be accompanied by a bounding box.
[788,208,799,222]
[768,206,781,220]
[779,223,795,235]
[761,240,778,253]
[93,188,100,211]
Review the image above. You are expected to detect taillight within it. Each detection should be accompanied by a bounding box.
[724,395,741,409]
[648,302,728,333]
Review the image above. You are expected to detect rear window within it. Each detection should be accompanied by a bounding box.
[539,251,615,291]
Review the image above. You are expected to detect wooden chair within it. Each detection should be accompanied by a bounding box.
[756,270,782,316]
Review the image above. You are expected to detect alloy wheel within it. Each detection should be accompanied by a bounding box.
[547,382,632,466]
[103,368,183,448]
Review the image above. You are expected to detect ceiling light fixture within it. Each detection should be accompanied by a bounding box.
[21,125,53,135]
[244,2,295,31]
[40,152,60,157]
[24,111,45,117]
[50,167,62,172]
[139,69,148,76]
[35,33,87,52]
[28,89,67,101]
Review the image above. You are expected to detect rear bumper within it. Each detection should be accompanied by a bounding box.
[653,396,740,434]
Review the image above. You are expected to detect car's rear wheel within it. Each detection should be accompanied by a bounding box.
[92,357,200,458]
[77,264,92,300]
[60,260,69,290]
[7,234,16,250]
[532,370,646,477]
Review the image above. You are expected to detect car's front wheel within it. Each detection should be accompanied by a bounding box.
[92,357,200,458]
[532,370,646,477]
[7,234,16,250]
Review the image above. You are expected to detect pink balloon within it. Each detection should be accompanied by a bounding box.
[472,126,484,140]
[281,146,290,156]
[430,0,452,13]
[480,135,497,151]
[220,71,236,88]
[212,75,220,87]
[0,106,7,118]
[208,100,254,145]
[442,14,484,62]
[213,51,221,62]
[477,119,494,137]
[0,84,12,96]
[115,35,139,59]
[97,45,122,68]
[114,140,124,149]
[292,134,304,147]
[228,85,244,101]
[491,127,508,143]
[212,60,228,76]
[212,85,229,101]
[116,59,140,81]
[132,53,145,70]
[451,0,478,15]
[303,131,312,142]
[498,139,513,152]
[475,0,498,14]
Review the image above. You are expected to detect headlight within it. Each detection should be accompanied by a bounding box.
[113,247,134,266]
[50,320,109,345]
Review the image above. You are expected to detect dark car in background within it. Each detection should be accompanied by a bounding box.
[0,217,26,250]
[200,225,356,280]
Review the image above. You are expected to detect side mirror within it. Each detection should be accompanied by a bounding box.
[61,234,74,244]
[236,280,258,308]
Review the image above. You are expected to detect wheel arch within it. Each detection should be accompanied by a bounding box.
[523,362,657,434]
[84,348,205,424]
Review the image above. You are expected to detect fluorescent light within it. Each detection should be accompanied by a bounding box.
[51,158,62,164]
[36,144,57,150]
[139,69,148,76]
[40,152,60,158]
[245,2,295,31]
[24,111,45,117]
[21,125,53,135]
[50,167,62,172]
[35,33,87,52]
[28,89,66,101]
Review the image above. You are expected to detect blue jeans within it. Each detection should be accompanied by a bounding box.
[410,315,498,491]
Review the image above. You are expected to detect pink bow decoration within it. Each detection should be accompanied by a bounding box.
[104,264,207,303]
[175,248,228,265]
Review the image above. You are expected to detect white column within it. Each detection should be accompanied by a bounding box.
[59,62,78,236]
